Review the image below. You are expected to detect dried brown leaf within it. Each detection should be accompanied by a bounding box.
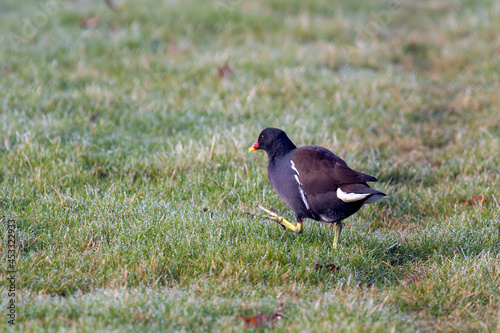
[462,195,486,206]
[89,113,98,123]
[237,304,283,327]
[401,275,421,285]
[94,166,107,179]
[80,15,100,29]
[401,270,428,285]
[104,0,117,11]
[218,62,233,79]
[315,264,341,272]
[168,41,185,55]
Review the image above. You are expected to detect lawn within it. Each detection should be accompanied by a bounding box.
[1,0,499,331]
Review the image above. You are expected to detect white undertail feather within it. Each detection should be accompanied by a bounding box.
[336,187,371,202]
[290,160,310,210]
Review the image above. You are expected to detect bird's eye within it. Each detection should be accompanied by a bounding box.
[260,135,264,139]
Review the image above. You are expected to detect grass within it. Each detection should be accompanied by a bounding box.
[1,0,499,331]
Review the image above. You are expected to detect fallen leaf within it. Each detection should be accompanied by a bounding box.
[237,304,283,327]
[462,195,486,206]
[401,275,421,285]
[407,275,420,283]
[315,264,341,272]
[401,270,427,285]
[218,62,233,79]
[94,166,107,179]
[80,15,100,29]
[89,113,98,123]
[168,41,185,55]
[356,280,374,288]
[104,0,117,11]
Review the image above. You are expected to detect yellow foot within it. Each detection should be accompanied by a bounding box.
[242,205,303,234]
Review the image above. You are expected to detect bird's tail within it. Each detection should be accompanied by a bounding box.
[337,183,387,204]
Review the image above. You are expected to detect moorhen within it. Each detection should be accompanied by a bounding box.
[248,127,386,248]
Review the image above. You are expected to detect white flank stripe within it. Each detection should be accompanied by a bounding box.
[293,175,310,210]
[290,160,300,175]
[337,187,371,203]
[291,162,310,210]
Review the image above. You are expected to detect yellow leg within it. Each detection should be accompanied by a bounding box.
[245,205,303,234]
[332,222,342,248]
[257,205,303,233]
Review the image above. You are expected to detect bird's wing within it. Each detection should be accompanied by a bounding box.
[292,146,377,195]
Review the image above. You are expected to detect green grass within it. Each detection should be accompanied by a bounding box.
[1,0,500,331]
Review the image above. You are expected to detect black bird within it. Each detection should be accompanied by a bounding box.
[249,127,386,248]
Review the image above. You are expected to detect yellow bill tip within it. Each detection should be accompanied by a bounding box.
[249,140,259,152]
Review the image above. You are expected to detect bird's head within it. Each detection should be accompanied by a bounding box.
[249,128,296,157]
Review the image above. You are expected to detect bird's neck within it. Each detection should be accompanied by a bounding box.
[266,138,296,161]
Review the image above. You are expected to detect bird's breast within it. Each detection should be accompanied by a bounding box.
[267,159,312,219]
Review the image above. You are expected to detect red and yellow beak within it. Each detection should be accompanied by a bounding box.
[248,140,259,152]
